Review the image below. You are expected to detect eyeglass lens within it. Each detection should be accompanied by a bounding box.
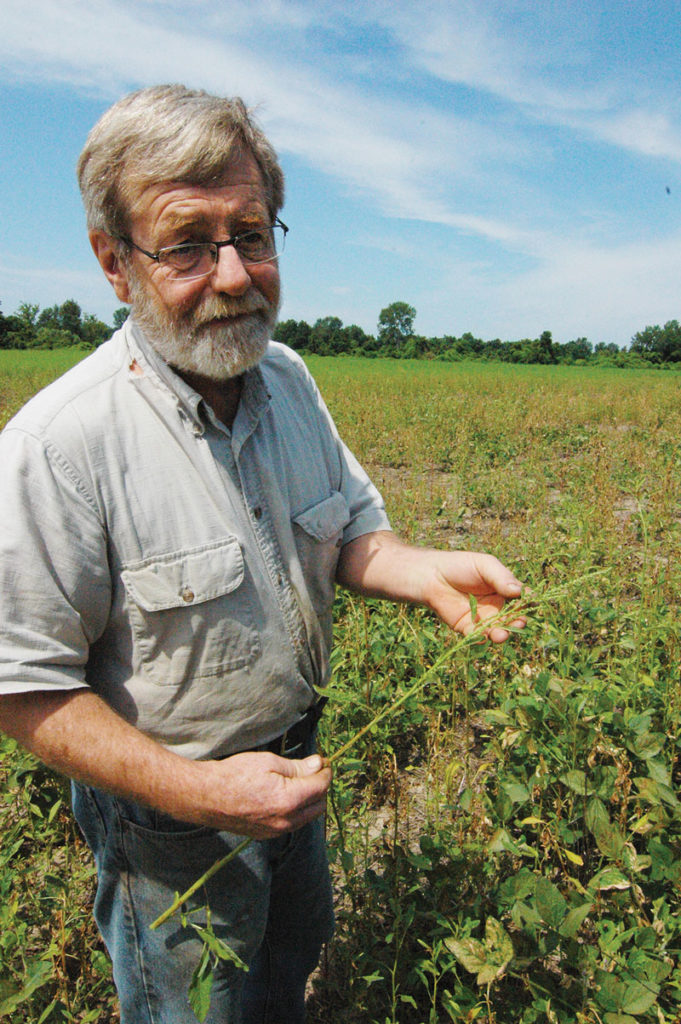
[161,225,285,279]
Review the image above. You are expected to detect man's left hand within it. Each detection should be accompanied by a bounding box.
[337,531,524,643]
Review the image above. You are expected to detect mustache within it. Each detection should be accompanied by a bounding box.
[193,293,271,326]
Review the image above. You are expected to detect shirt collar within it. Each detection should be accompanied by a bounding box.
[124,318,270,435]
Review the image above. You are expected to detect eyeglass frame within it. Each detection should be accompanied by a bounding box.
[115,217,288,279]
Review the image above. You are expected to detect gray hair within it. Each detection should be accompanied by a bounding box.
[77,84,284,236]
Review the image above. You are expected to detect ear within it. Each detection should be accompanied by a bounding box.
[89,231,132,303]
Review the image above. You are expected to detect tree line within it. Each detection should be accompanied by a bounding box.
[274,302,681,366]
[2,298,681,366]
[0,300,129,351]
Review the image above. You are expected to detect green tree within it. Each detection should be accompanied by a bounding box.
[14,302,40,348]
[273,318,311,351]
[59,300,83,338]
[309,316,344,355]
[630,321,681,362]
[561,337,593,362]
[34,327,79,349]
[377,301,416,354]
[81,314,112,348]
[341,324,370,354]
[113,307,130,330]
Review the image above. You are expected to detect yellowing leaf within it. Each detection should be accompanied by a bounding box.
[564,849,584,865]
[445,937,487,975]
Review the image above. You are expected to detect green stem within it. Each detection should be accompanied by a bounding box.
[149,837,251,930]
[149,569,605,931]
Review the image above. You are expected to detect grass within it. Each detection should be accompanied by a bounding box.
[1,350,681,1022]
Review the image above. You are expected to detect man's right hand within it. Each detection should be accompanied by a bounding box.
[0,689,331,840]
[197,751,332,838]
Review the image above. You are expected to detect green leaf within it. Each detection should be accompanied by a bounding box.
[626,732,664,760]
[502,781,530,804]
[585,796,627,857]
[627,948,671,984]
[627,713,653,735]
[0,960,53,1016]
[588,867,630,892]
[487,828,537,858]
[535,876,567,928]
[560,769,594,795]
[635,776,680,808]
[620,981,659,1015]
[479,709,515,727]
[47,797,63,824]
[603,1015,637,1024]
[190,915,248,972]
[469,595,478,620]
[559,902,592,939]
[497,868,536,905]
[596,971,627,1012]
[585,796,610,834]
[188,945,214,1023]
[593,821,626,860]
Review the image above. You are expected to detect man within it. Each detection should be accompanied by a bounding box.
[0,85,523,1023]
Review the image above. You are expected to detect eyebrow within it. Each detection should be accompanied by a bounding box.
[158,203,271,240]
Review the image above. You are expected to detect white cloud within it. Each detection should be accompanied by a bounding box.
[3,0,681,347]
[480,232,681,345]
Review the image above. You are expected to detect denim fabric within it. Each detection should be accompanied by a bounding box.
[72,758,334,1022]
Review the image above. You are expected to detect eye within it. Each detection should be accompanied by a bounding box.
[235,229,273,261]
[158,243,209,271]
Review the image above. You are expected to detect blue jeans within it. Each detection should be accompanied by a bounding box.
[72,763,334,1023]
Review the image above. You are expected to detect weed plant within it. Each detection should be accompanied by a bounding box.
[1,352,681,1022]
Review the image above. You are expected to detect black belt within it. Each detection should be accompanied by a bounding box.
[259,697,327,757]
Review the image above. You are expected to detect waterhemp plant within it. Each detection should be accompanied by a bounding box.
[153,577,612,1022]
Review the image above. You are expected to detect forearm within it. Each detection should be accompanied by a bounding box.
[0,688,331,838]
[336,530,524,640]
[337,530,472,605]
[0,688,208,819]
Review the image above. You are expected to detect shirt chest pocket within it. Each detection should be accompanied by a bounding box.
[292,491,350,616]
[121,537,261,687]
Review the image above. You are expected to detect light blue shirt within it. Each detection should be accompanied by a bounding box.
[0,322,389,758]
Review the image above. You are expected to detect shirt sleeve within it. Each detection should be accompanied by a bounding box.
[0,426,112,695]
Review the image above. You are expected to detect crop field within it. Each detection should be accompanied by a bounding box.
[1,350,681,1023]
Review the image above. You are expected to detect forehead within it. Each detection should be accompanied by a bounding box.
[130,150,269,237]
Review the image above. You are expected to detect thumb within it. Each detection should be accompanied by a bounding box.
[284,753,327,777]
[474,554,523,596]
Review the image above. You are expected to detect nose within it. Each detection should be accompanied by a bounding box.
[209,243,251,296]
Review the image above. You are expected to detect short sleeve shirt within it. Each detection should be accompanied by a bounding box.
[0,322,390,758]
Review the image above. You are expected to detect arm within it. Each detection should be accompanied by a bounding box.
[0,689,330,839]
[336,530,524,643]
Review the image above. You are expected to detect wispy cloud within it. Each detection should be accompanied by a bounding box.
[2,0,680,343]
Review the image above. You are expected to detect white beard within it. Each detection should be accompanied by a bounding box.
[128,273,278,381]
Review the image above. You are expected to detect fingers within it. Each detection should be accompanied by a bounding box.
[460,594,526,644]
[471,552,523,597]
[278,753,329,778]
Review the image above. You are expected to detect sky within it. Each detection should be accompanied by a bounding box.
[2,0,681,348]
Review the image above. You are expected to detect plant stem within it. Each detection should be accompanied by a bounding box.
[149,837,251,930]
[149,570,605,931]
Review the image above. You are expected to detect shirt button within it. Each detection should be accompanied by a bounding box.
[277,574,283,587]
[253,506,262,519]
[181,587,195,603]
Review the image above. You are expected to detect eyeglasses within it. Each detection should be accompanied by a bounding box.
[117,218,288,281]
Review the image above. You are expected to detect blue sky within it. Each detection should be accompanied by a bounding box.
[2,0,681,347]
